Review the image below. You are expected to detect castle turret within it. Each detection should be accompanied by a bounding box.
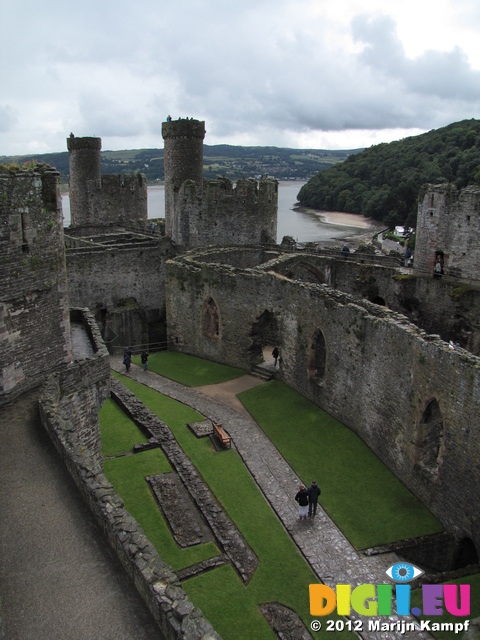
[0,164,72,404]
[67,135,102,226]
[162,119,206,239]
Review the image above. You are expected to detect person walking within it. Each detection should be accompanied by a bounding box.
[272,346,279,368]
[123,351,131,373]
[295,484,309,520]
[308,480,321,517]
[141,350,149,371]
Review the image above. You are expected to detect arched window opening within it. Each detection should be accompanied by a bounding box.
[203,296,221,339]
[307,329,327,382]
[415,398,444,473]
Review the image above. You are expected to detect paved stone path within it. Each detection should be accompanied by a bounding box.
[111,358,433,640]
[0,390,163,640]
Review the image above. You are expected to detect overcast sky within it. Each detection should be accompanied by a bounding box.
[1,0,480,156]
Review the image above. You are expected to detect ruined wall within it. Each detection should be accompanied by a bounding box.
[165,249,480,552]
[66,238,174,347]
[85,173,148,228]
[0,166,72,405]
[174,177,278,248]
[39,373,220,640]
[269,252,480,354]
[162,119,205,238]
[415,184,480,280]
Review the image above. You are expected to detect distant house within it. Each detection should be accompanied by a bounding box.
[394,226,405,237]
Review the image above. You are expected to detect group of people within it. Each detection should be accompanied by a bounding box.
[295,481,321,520]
[123,348,149,373]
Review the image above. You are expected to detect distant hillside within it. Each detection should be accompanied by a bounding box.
[0,145,361,184]
[298,119,480,227]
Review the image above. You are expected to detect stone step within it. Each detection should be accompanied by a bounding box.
[251,365,274,381]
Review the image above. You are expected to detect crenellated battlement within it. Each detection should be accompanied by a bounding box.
[161,118,206,140]
[173,176,278,247]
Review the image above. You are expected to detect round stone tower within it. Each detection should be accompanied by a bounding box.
[67,135,102,226]
[162,119,205,238]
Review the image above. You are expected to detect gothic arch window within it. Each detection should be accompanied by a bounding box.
[415,398,444,474]
[307,329,327,382]
[202,296,221,339]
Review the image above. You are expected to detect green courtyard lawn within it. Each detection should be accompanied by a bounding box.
[105,372,355,640]
[131,351,245,387]
[411,574,480,640]
[238,380,444,550]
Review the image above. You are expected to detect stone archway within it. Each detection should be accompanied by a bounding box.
[295,262,326,285]
[307,329,327,382]
[370,296,386,306]
[415,398,444,473]
[202,296,221,339]
[454,538,479,569]
[249,310,279,365]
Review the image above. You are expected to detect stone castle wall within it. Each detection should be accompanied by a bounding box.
[165,248,480,552]
[415,184,480,280]
[161,119,278,248]
[68,135,147,229]
[66,238,174,347]
[269,252,480,354]
[84,173,148,228]
[0,166,72,405]
[174,177,278,247]
[38,372,220,640]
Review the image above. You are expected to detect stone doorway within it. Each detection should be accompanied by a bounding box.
[249,310,279,367]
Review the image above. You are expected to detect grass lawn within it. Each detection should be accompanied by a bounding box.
[106,372,356,640]
[411,574,480,639]
[100,398,148,457]
[131,351,245,387]
[238,380,443,549]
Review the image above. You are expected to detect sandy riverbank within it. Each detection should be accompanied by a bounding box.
[315,210,372,228]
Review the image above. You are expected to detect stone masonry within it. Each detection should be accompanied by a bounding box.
[165,246,480,555]
[415,183,480,280]
[0,164,72,405]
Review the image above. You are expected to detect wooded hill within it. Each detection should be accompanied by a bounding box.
[0,145,359,184]
[297,119,480,227]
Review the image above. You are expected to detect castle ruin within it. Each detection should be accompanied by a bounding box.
[2,117,480,638]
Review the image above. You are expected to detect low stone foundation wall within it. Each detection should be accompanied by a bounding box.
[38,374,222,640]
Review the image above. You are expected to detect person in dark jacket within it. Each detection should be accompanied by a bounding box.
[141,350,149,371]
[295,484,309,520]
[272,346,279,368]
[308,480,321,517]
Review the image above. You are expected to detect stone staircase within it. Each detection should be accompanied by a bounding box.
[250,363,275,381]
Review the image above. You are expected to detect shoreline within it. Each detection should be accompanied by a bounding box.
[293,205,378,230]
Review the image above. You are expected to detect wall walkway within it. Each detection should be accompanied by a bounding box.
[0,390,163,640]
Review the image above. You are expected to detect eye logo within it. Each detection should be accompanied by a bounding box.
[386,562,424,582]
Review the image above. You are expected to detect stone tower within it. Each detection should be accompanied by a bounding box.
[0,164,72,405]
[161,118,206,239]
[67,135,102,226]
